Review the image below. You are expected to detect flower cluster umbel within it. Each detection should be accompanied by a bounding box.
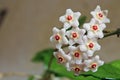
[50,5,110,75]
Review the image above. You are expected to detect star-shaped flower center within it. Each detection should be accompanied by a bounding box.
[74,67,81,72]
[74,51,80,58]
[71,32,79,39]
[66,15,73,21]
[88,42,94,49]
[97,12,104,20]
[57,56,66,64]
[54,34,61,41]
[92,25,98,31]
[91,63,97,69]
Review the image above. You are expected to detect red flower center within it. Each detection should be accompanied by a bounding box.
[74,52,80,57]
[58,57,63,62]
[67,15,72,21]
[55,35,60,41]
[88,43,94,48]
[75,67,80,72]
[92,25,98,31]
[91,63,97,68]
[98,13,103,18]
[72,32,77,38]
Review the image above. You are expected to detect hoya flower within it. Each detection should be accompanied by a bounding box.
[79,36,101,57]
[50,27,68,49]
[59,9,81,29]
[84,55,104,72]
[83,19,106,38]
[69,46,82,64]
[69,46,87,64]
[54,48,71,68]
[68,60,84,76]
[66,28,85,45]
[91,5,110,23]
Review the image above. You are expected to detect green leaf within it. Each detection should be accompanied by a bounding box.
[28,75,34,80]
[78,16,87,27]
[32,48,54,65]
[109,60,120,70]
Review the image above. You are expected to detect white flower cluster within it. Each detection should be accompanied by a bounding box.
[50,5,110,75]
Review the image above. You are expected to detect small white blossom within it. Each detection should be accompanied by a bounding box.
[59,9,81,29]
[67,60,84,76]
[83,19,106,38]
[66,28,85,45]
[91,5,110,23]
[54,48,71,68]
[50,27,68,49]
[84,55,104,72]
[69,46,83,64]
[79,36,101,57]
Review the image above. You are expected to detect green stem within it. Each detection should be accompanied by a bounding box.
[48,54,54,70]
[104,28,120,38]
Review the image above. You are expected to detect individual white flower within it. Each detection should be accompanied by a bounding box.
[68,46,87,64]
[54,48,71,68]
[50,27,68,49]
[91,5,110,23]
[59,9,81,29]
[83,18,106,38]
[66,28,85,45]
[84,55,104,72]
[67,60,84,76]
[79,36,101,57]
[69,46,82,64]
